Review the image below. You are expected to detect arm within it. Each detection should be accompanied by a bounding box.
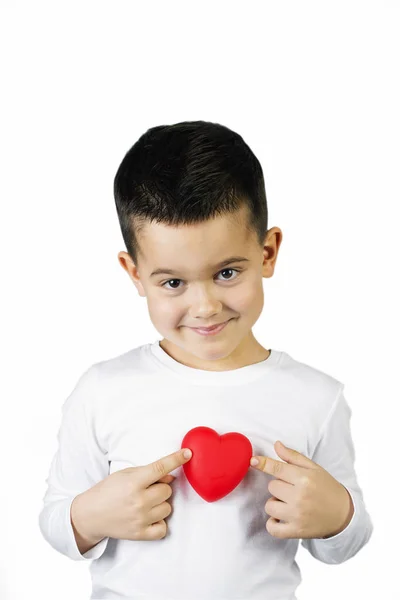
[301,384,374,564]
[70,493,105,555]
[38,365,110,561]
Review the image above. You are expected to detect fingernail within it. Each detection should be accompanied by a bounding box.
[250,457,259,466]
[183,449,192,459]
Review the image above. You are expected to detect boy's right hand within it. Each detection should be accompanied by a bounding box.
[71,448,192,544]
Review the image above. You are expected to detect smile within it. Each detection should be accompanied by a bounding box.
[190,319,232,336]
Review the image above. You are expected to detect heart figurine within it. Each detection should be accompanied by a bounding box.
[181,426,253,502]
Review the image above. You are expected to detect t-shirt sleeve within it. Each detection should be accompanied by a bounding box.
[38,365,110,561]
[300,384,374,564]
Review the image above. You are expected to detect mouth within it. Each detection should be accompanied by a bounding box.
[190,318,233,336]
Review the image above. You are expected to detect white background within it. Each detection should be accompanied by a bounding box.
[1,1,398,599]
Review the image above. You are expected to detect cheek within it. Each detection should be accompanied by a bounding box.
[233,278,264,313]
[148,297,181,324]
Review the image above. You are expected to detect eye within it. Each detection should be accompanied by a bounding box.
[161,268,241,290]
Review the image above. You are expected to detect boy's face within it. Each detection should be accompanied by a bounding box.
[118,205,282,371]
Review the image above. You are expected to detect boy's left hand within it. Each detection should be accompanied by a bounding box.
[250,441,354,539]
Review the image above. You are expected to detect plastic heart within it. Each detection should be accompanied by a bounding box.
[181,426,253,502]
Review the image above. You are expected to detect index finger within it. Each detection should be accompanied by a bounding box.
[251,456,302,484]
[141,448,192,486]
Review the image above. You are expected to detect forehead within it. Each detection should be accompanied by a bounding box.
[139,212,254,274]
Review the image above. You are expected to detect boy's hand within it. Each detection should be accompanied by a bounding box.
[71,448,192,544]
[250,441,354,539]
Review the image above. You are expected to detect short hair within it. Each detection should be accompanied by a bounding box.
[113,120,268,266]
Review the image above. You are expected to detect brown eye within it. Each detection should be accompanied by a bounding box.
[220,268,235,280]
[163,279,181,290]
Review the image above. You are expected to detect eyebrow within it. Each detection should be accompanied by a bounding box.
[150,256,250,278]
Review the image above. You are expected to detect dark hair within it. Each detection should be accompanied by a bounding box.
[113,120,268,266]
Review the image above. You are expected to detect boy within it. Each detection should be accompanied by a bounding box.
[38,120,373,599]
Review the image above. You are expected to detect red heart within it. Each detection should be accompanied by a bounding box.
[181,426,253,502]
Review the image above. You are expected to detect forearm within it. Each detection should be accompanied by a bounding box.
[70,493,105,555]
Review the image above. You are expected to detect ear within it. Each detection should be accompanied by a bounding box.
[117,251,147,297]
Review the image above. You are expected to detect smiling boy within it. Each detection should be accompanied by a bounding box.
[39,120,373,600]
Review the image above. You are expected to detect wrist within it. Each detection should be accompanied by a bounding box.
[71,492,104,546]
[323,486,354,538]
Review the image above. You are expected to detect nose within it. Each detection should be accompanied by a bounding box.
[187,288,223,319]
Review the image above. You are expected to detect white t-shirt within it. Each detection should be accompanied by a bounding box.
[39,340,373,600]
